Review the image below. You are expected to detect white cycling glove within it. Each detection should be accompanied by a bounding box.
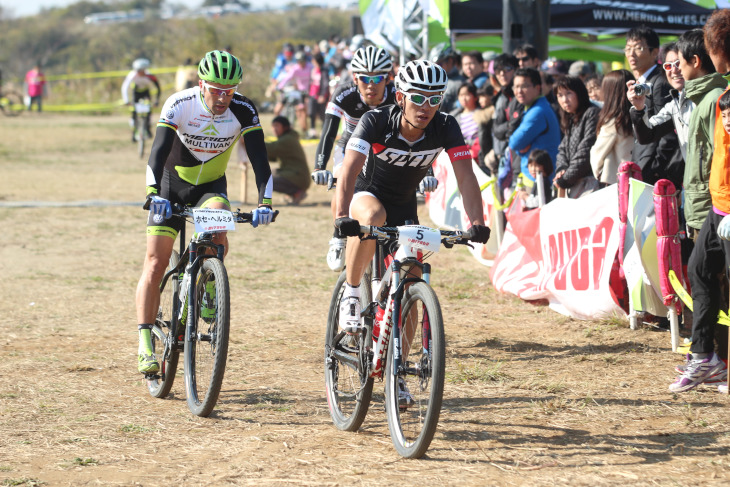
[311,170,334,190]
[251,207,274,228]
[418,176,438,194]
[718,214,730,240]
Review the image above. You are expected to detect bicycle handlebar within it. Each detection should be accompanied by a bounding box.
[144,200,279,224]
[358,225,473,246]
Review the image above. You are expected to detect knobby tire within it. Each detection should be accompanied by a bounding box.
[184,257,230,417]
[324,270,373,431]
[148,251,181,399]
[384,281,445,459]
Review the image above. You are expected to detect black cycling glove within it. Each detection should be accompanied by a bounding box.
[335,217,361,237]
[469,224,491,244]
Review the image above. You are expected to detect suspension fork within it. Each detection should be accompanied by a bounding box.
[391,260,403,375]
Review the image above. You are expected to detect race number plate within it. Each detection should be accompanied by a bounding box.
[397,225,441,253]
[193,208,235,233]
[134,102,151,114]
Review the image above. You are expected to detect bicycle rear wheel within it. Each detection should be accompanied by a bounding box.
[148,251,181,398]
[184,257,230,417]
[138,124,146,159]
[385,281,445,458]
[1,91,24,117]
[324,270,373,431]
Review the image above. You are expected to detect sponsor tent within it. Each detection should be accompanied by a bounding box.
[359,0,718,62]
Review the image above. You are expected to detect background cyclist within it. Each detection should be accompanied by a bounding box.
[310,45,397,272]
[121,58,161,142]
[332,60,491,333]
[134,50,274,374]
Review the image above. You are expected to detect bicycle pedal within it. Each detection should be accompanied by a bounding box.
[144,373,161,380]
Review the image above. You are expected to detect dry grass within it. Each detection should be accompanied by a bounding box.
[0,113,729,485]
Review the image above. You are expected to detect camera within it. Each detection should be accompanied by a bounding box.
[634,83,652,97]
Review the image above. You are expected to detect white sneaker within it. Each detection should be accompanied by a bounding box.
[327,237,346,272]
[338,296,361,333]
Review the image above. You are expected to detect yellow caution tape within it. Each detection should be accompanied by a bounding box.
[668,270,730,327]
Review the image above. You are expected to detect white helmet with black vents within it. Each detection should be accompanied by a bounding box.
[395,60,448,94]
[350,46,392,74]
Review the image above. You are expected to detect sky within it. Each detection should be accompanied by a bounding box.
[0,0,348,18]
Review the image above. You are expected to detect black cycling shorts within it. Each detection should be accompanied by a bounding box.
[352,190,419,227]
[146,169,229,238]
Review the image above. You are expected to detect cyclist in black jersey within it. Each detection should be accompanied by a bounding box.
[134,50,274,374]
[311,46,438,272]
[311,46,396,272]
[333,60,491,333]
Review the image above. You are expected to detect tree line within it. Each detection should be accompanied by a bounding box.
[0,0,353,108]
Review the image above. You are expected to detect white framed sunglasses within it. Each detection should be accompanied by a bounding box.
[201,81,238,96]
[662,59,680,71]
[403,92,443,107]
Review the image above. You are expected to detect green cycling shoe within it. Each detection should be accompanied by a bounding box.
[138,352,160,374]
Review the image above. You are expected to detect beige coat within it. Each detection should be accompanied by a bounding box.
[589,119,634,185]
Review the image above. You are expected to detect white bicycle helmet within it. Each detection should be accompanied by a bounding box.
[132,58,150,71]
[395,60,448,94]
[350,46,392,74]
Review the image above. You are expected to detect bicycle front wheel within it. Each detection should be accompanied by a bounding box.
[385,281,445,459]
[184,257,230,417]
[324,270,373,431]
[1,91,24,117]
[148,251,181,398]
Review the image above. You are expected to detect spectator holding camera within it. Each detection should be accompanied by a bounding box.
[627,42,687,189]
[624,26,680,186]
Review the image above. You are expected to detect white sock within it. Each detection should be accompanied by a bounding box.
[344,283,360,299]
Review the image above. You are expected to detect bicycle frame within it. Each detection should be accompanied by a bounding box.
[158,219,226,362]
[366,235,430,379]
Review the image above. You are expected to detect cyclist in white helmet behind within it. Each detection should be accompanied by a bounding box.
[333,59,491,333]
[312,45,439,272]
[122,57,161,141]
[134,50,275,374]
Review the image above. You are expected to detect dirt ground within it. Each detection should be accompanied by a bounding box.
[1,113,729,486]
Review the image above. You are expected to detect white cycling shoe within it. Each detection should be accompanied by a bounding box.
[327,237,346,272]
[339,296,361,333]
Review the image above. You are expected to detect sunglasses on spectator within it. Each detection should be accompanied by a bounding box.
[517,56,531,62]
[403,92,443,107]
[357,74,387,84]
[663,59,680,71]
[201,81,237,96]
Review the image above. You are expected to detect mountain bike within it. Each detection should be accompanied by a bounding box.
[145,203,277,417]
[133,99,152,159]
[0,88,24,117]
[324,223,476,458]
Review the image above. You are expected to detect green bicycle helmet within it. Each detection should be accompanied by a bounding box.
[198,50,243,85]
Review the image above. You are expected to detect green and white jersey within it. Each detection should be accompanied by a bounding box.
[148,87,264,188]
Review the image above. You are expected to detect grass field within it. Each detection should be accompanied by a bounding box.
[0,112,729,486]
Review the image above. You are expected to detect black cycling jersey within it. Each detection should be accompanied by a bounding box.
[314,80,396,170]
[347,104,471,206]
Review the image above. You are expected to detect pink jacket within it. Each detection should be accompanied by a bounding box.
[25,69,46,97]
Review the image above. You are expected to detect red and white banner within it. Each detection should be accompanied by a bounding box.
[427,154,625,320]
[489,188,625,319]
